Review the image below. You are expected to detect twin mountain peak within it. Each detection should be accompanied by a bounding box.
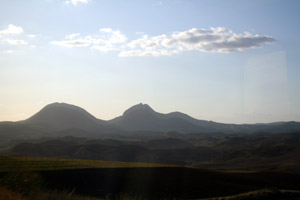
[20,102,300,134]
[29,102,158,122]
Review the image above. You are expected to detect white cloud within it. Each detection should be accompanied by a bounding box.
[0,24,24,35]
[99,28,127,44]
[50,39,91,47]
[120,27,275,56]
[51,27,275,56]
[0,24,35,53]
[65,0,89,6]
[3,39,28,45]
[119,49,177,57]
[51,28,127,52]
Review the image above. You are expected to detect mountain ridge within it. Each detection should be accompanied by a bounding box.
[0,102,300,142]
[23,102,109,132]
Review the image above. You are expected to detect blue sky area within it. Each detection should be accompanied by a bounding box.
[0,0,300,123]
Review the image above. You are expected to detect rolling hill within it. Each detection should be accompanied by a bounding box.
[109,103,300,134]
[23,102,108,132]
[1,102,300,146]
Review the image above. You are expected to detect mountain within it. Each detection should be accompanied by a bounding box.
[23,102,108,132]
[0,103,119,144]
[109,103,216,133]
[109,103,300,134]
[1,102,300,146]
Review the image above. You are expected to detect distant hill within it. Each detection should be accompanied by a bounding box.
[1,102,300,145]
[23,102,110,132]
[108,103,214,133]
[0,103,118,144]
[8,137,218,165]
[109,103,300,134]
[7,132,300,171]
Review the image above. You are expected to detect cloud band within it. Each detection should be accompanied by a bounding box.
[50,27,276,57]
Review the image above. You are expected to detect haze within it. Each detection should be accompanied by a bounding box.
[1,0,300,124]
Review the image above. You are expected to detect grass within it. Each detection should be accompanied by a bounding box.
[0,170,104,200]
[201,188,300,200]
[1,156,300,199]
[0,184,149,200]
[0,170,146,200]
[0,156,176,172]
[0,186,25,200]
[212,169,257,173]
[0,156,178,199]
[0,186,106,200]
[2,186,300,200]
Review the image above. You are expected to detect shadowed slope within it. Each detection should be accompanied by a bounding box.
[23,103,111,132]
[109,103,216,133]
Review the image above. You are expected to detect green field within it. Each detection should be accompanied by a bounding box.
[0,156,176,172]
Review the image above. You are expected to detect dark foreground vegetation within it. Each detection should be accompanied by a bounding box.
[1,103,300,199]
[37,168,300,199]
[1,156,300,199]
[5,131,300,172]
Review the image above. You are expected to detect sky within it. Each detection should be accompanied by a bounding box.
[0,0,300,124]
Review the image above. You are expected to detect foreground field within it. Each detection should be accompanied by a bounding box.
[202,189,300,200]
[0,186,105,200]
[0,156,175,172]
[1,156,300,199]
[2,186,300,200]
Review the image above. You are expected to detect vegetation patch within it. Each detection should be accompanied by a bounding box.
[202,189,300,200]
[0,156,176,172]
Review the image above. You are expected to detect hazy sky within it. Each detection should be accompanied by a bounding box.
[1,0,300,123]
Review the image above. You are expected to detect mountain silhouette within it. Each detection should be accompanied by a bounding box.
[109,103,213,133]
[107,103,300,134]
[23,102,111,132]
[108,103,249,133]
[1,102,300,142]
